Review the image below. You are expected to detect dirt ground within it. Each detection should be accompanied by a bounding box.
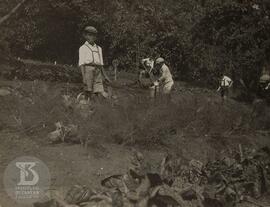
[0,132,165,207]
[0,77,270,207]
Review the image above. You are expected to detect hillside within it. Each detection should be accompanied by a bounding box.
[0,63,270,206]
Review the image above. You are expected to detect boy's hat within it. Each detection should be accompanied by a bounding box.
[84,26,98,34]
[155,57,165,64]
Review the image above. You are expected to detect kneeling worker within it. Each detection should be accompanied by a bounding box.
[139,58,159,98]
[139,58,155,82]
[78,26,110,101]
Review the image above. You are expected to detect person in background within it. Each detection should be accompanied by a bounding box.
[139,58,155,82]
[78,26,110,101]
[259,65,270,96]
[139,58,159,98]
[155,57,174,100]
[217,73,233,100]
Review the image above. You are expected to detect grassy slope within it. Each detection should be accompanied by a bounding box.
[0,61,270,206]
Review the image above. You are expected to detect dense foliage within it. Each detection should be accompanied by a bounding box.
[0,0,270,88]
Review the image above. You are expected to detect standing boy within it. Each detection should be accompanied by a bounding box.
[78,26,110,101]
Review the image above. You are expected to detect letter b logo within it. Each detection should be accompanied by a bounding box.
[16,162,39,186]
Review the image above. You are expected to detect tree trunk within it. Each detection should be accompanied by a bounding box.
[0,0,28,26]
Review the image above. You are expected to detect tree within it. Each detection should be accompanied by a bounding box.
[1,0,270,95]
[191,1,270,89]
[0,0,28,26]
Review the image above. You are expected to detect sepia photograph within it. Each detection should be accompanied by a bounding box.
[0,0,270,206]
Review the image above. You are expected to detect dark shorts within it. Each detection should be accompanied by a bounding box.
[220,87,229,97]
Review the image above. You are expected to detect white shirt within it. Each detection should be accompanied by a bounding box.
[221,75,232,87]
[141,58,154,73]
[159,64,173,83]
[78,41,104,66]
